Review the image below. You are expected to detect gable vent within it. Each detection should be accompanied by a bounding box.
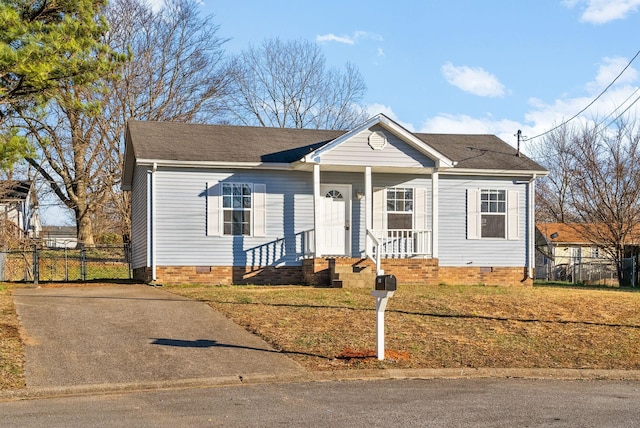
[368,130,387,150]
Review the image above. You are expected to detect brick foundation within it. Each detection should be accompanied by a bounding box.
[149,265,304,286]
[136,260,532,287]
[437,266,532,287]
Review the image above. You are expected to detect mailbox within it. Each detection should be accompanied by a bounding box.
[375,274,397,291]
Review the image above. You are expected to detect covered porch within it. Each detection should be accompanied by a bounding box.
[301,163,440,277]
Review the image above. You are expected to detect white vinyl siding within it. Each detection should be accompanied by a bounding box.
[441,176,527,267]
[130,166,149,269]
[319,126,436,168]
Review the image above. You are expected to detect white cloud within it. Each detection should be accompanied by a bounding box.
[316,31,383,45]
[563,0,640,24]
[416,56,640,153]
[419,114,522,147]
[441,62,506,97]
[587,56,638,92]
[316,33,356,45]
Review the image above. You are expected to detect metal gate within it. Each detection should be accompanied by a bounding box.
[0,245,131,283]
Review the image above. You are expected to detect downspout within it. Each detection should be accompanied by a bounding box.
[147,162,158,282]
[431,171,439,259]
[528,174,537,279]
[313,164,321,258]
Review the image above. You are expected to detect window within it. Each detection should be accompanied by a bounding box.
[222,183,252,235]
[386,188,413,229]
[325,190,343,199]
[480,189,506,238]
[467,188,519,240]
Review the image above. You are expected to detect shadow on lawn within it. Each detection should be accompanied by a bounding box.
[209,299,640,330]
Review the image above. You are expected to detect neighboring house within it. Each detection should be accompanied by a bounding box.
[536,223,623,285]
[122,114,547,287]
[42,225,78,249]
[0,180,41,243]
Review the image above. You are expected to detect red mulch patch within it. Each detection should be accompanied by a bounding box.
[336,348,410,361]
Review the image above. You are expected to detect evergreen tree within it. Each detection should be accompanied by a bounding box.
[0,0,116,123]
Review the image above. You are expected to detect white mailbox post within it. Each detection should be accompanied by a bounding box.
[371,274,397,360]
[371,289,394,360]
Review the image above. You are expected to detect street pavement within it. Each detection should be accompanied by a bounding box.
[2,378,640,427]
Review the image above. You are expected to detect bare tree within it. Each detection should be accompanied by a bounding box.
[18,0,230,244]
[94,0,231,240]
[568,120,640,282]
[532,125,579,223]
[223,38,368,130]
[536,120,640,283]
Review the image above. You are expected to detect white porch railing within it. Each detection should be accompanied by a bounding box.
[366,229,383,275]
[304,228,432,263]
[369,229,432,259]
[303,229,315,257]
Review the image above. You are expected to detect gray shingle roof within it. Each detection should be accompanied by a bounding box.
[0,180,32,201]
[415,133,544,171]
[125,120,546,172]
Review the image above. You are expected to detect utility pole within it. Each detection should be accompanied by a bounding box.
[516,130,522,157]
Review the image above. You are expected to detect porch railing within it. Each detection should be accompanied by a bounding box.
[304,228,432,262]
[369,229,432,258]
[303,229,315,257]
[366,229,383,275]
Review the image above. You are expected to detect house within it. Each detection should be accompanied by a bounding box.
[122,114,548,287]
[535,223,640,286]
[536,222,637,285]
[0,180,41,243]
[41,225,78,249]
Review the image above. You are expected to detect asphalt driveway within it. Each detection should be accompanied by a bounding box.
[13,285,302,388]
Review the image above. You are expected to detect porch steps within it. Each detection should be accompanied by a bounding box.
[329,258,377,288]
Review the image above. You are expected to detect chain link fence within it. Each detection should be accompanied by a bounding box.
[538,255,637,287]
[0,245,131,283]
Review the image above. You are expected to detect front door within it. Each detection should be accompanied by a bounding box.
[320,184,351,256]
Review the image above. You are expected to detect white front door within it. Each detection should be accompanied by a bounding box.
[320,184,351,256]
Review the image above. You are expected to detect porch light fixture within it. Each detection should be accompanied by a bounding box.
[356,190,364,199]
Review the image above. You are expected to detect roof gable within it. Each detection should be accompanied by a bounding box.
[304,114,453,168]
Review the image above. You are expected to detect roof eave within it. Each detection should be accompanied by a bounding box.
[440,168,549,177]
[134,159,295,171]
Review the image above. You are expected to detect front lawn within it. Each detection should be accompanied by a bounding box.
[168,283,640,371]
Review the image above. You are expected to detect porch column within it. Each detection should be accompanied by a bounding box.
[432,171,439,258]
[313,164,322,257]
[365,166,372,254]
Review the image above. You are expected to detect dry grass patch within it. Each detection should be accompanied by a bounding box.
[168,283,640,371]
[0,283,25,390]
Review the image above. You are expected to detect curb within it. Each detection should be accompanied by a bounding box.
[3,368,640,402]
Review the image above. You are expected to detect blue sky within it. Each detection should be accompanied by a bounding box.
[43,0,640,225]
[188,0,640,151]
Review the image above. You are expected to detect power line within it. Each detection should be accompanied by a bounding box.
[603,91,640,128]
[594,85,640,128]
[524,49,640,141]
